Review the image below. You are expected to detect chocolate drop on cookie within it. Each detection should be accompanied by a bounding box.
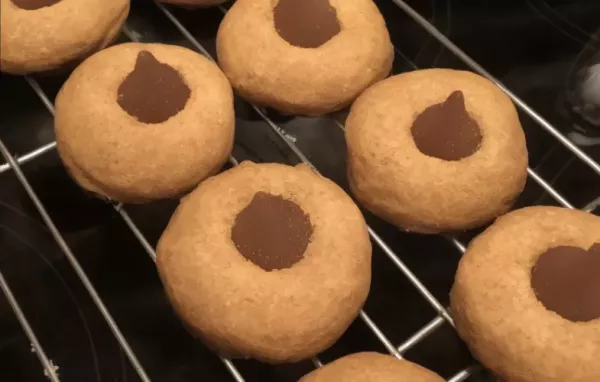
[231,192,313,271]
[117,50,191,124]
[11,0,61,10]
[531,243,600,322]
[274,0,341,48]
[411,91,482,161]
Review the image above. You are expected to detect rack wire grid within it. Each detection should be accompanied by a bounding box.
[1,1,599,381]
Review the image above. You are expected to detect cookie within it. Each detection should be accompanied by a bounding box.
[55,42,234,203]
[346,69,528,233]
[216,0,393,116]
[157,162,372,363]
[299,352,445,382]
[1,0,129,74]
[156,0,228,7]
[451,206,600,382]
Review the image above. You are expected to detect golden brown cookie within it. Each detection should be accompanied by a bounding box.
[55,42,234,203]
[216,0,393,116]
[346,69,528,234]
[451,206,600,382]
[299,352,445,382]
[1,0,129,74]
[156,0,228,7]
[157,162,372,363]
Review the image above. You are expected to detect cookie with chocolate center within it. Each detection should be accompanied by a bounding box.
[55,42,234,203]
[216,0,394,116]
[299,352,445,382]
[157,162,372,363]
[451,206,600,382]
[346,69,528,233]
[1,0,129,74]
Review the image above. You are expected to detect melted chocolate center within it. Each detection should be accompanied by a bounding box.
[117,50,191,124]
[411,91,482,161]
[231,192,313,271]
[11,0,61,10]
[531,243,600,322]
[273,0,341,48]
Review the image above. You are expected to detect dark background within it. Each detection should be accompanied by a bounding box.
[0,0,599,381]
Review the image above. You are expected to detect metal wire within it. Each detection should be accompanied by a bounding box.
[448,365,480,382]
[584,196,600,213]
[359,311,403,359]
[397,315,445,355]
[0,141,56,174]
[0,269,60,382]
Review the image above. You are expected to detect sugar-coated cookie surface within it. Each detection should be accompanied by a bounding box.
[1,0,130,74]
[346,68,528,233]
[299,352,445,382]
[55,42,234,203]
[216,0,393,116]
[157,162,372,363]
[451,206,600,382]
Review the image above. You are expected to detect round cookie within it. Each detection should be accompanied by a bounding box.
[346,69,528,234]
[55,42,234,203]
[299,352,445,382]
[450,206,600,382]
[156,0,228,7]
[216,0,394,116]
[1,0,129,74]
[156,161,372,363]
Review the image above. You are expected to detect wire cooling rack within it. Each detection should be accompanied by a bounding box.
[1,1,599,381]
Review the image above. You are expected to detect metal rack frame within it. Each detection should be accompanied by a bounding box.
[1,1,598,381]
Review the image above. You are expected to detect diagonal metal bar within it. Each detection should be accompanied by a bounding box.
[0,142,56,175]
[312,358,324,368]
[0,269,60,382]
[359,311,403,358]
[584,196,600,213]
[397,315,445,355]
[447,365,480,382]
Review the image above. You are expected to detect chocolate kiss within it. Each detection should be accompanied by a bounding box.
[117,50,191,124]
[411,90,482,161]
[531,242,600,322]
[231,192,313,272]
[11,0,61,11]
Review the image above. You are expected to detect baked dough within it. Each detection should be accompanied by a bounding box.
[216,0,393,116]
[346,69,528,233]
[157,162,372,363]
[1,0,129,74]
[299,352,445,382]
[55,42,234,203]
[451,206,600,382]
